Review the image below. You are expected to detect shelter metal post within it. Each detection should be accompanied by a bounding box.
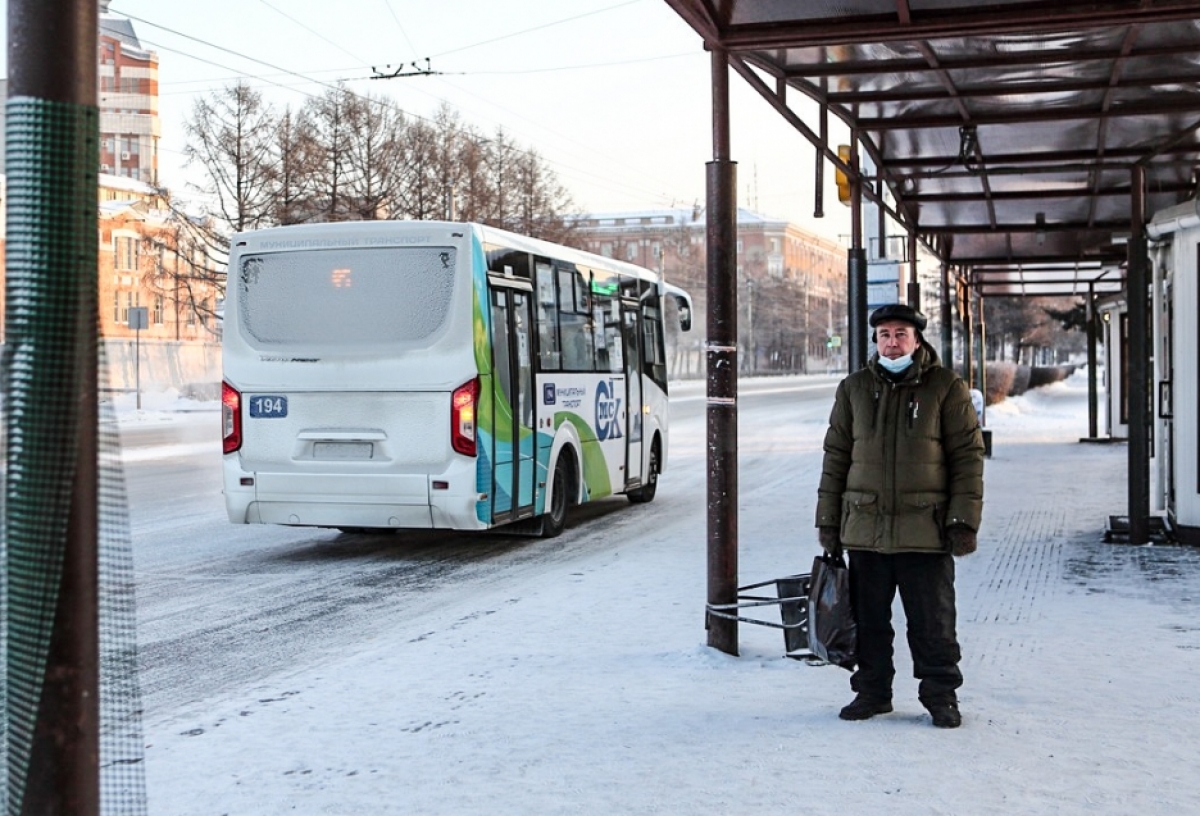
[906,231,920,307]
[6,0,101,813]
[940,263,953,368]
[706,47,738,656]
[814,101,826,219]
[964,287,975,387]
[847,131,868,372]
[977,293,987,423]
[1128,166,1151,544]
[1086,283,1099,439]
[878,181,888,259]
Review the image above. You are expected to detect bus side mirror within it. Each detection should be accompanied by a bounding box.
[674,295,692,332]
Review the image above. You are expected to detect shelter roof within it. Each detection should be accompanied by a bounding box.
[664,0,1200,297]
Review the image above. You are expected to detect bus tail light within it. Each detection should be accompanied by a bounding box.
[451,378,479,456]
[222,380,242,454]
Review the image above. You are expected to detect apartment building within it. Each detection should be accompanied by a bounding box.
[99,0,160,184]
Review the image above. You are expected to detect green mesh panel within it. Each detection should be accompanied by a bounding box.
[96,348,149,816]
[3,96,147,815]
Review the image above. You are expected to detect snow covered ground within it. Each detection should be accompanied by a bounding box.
[131,373,1200,815]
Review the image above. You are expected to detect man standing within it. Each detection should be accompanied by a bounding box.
[815,303,984,728]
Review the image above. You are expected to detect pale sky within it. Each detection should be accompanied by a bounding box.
[5,0,852,239]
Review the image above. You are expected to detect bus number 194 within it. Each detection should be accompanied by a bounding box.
[248,395,288,418]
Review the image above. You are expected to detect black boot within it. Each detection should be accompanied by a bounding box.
[838,694,894,721]
[924,699,962,729]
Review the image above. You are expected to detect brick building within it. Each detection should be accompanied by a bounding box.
[98,175,222,343]
[569,208,848,375]
[99,0,160,184]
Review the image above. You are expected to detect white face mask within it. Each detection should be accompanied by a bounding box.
[877,353,913,374]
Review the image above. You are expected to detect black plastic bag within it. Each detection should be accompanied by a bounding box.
[808,553,857,670]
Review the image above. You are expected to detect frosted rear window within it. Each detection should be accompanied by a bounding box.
[238,246,457,346]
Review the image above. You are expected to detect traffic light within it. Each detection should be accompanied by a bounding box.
[835,144,852,205]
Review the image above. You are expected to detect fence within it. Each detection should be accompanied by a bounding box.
[102,339,220,395]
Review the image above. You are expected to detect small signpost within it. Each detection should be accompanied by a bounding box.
[129,306,148,409]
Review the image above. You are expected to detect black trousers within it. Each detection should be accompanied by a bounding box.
[847,550,962,703]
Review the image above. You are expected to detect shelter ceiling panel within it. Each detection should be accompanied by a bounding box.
[945,230,1123,263]
[666,0,1200,293]
[909,0,1052,12]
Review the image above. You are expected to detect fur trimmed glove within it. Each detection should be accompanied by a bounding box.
[947,525,977,557]
[818,526,843,559]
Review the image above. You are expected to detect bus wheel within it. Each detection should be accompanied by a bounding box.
[539,456,570,538]
[628,443,659,504]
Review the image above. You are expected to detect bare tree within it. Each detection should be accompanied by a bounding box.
[453,130,495,223]
[342,92,405,220]
[482,128,519,231]
[510,148,575,243]
[425,103,473,220]
[272,106,317,225]
[184,81,278,234]
[184,83,582,240]
[300,85,358,222]
[140,205,227,340]
[394,115,440,220]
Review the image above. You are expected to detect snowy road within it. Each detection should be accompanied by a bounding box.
[135,372,1200,816]
[123,376,840,719]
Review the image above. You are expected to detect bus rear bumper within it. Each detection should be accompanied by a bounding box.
[223,460,486,530]
[244,501,434,529]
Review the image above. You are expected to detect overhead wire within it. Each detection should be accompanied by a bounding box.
[426,72,698,207]
[379,0,422,62]
[256,0,367,67]
[427,0,642,59]
[107,4,697,212]
[111,11,356,97]
[449,51,697,76]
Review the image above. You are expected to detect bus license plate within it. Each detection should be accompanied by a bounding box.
[248,395,288,418]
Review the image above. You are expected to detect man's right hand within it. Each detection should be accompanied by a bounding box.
[818,526,843,559]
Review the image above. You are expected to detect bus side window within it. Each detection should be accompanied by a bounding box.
[642,301,667,388]
[560,313,594,371]
[592,294,621,373]
[535,261,561,370]
[557,267,594,371]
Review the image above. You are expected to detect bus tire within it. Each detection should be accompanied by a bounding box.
[539,455,571,538]
[627,441,659,504]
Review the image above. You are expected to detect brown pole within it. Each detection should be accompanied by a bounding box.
[978,293,987,424]
[1128,165,1150,544]
[964,287,975,386]
[847,132,868,372]
[906,231,920,307]
[1086,282,1099,439]
[940,262,953,366]
[8,0,100,813]
[814,101,826,220]
[706,47,738,655]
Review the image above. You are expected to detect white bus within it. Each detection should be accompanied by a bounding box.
[221,220,693,537]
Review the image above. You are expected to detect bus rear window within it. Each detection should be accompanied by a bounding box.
[238,247,457,346]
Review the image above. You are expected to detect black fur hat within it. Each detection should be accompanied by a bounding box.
[868,303,928,332]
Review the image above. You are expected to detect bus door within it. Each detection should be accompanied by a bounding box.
[489,283,537,522]
[622,300,644,487]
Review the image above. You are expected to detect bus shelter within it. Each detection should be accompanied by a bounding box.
[662,0,1200,653]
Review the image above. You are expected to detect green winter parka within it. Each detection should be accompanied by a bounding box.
[815,343,985,554]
